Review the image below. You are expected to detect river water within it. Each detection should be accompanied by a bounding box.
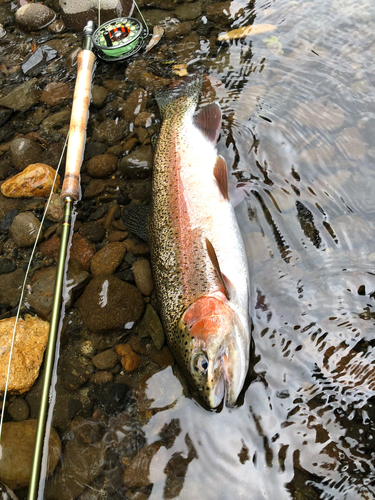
[137,1,375,499]
[2,0,375,498]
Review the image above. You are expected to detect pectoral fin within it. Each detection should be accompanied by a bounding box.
[193,102,222,144]
[206,238,232,300]
[214,156,229,200]
[122,204,149,242]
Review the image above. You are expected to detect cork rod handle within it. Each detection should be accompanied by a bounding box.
[61,49,96,201]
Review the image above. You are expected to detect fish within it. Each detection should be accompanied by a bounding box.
[148,73,251,409]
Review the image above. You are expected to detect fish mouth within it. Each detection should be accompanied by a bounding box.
[210,345,245,409]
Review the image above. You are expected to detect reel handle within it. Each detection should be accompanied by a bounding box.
[61,46,95,201]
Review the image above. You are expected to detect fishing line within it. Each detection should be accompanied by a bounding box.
[0,132,69,457]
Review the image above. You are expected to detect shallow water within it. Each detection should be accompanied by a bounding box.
[130,1,375,498]
[2,0,375,498]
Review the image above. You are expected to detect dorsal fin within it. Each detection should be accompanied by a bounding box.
[206,238,230,300]
[193,102,222,144]
[213,156,229,200]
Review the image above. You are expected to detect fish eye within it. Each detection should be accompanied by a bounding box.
[195,355,209,375]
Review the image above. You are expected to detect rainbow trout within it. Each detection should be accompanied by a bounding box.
[149,74,250,408]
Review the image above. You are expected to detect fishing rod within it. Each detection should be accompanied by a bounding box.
[27,21,96,500]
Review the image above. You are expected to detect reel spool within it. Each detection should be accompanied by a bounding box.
[92,16,148,61]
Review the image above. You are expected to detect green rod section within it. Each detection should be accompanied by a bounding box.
[27,198,73,500]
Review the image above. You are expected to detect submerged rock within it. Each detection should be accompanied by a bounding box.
[8,397,30,421]
[78,275,144,333]
[86,153,118,178]
[0,269,25,308]
[121,88,148,123]
[21,46,57,77]
[9,137,43,171]
[138,304,165,350]
[0,315,49,393]
[132,258,153,296]
[9,211,43,247]
[116,343,142,372]
[15,3,56,31]
[40,82,72,107]
[0,79,40,111]
[1,163,60,198]
[90,241,126,276]
[0,420,60,489]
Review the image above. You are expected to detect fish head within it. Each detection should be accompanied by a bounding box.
[177,295,248,409]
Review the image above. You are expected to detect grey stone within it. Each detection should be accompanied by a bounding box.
[0,79,40,111]
[9,212,43,247]
[21,46,57,77]
[15,3,56,31]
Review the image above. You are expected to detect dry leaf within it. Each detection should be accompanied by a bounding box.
[218,23,276,42]
[145,26,164,53]
[172,64,187,77]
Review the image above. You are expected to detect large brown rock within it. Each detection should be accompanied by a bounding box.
[1,163,60,198]
[78,275,144,333]
[0,420,60,489]
[90,242,126,276]
[0,315,49,393]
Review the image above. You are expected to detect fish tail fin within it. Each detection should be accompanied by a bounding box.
[155,70,204,116]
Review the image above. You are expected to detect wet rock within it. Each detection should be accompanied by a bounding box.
[132,242,150,256]
[8,397,30,421]
[116,343,142,372]
[130,337,174,367]
[40,108,71,136]
[139,304,165,350]
[173,33,200,62]
[119,145,153,179]
[78,275,144,333]
[9,137,43,171]
[91,242,126,276]
[92,118,128,146]
[123,442,162,488]
[0,79,40,111]
[59,0,133,31]
[299,144,335,165]
[70,232,96,271]
[0,269,24,308]
[175,1,202,20]
[64,47,81,73]
[0,108,12,127]
[335,126,366,160]
[90,371,113,384]
[15,3,56,31]
[1,163,60,198]
[48,19,66,33]
[164,21,192,40]
[21,46,57,77]
[87,381,131,414]
[70,416,104,445]
[92,349,118,370]
[0,208,18,233]
[0,257,16,274]
[84,141,107,160]
[26,261,90,320]
[86,153,118,178]
[9,211,42,247]
[0,482,18,500]
[125,60,150,83]
[143,9,171,26]
[40,81,71,107]
[134,112,153,128]
[59,357,93,391]
[0,315,49,393]
[46,193,64,221]
[206,1,232,23]
[130,181,152,203]
[132,258,153,296]
[0,420,60,489]
[91,85,109,108]
[138,72,171,93]
[293,101,345,131]
[89,204,108,221]
[83,178,116,198]
[121,88,148,123]
[45,438,105,500]
[79,222,106,242]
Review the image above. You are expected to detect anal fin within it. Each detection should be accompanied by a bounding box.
[214,156,229,200]
[206,238,231,300]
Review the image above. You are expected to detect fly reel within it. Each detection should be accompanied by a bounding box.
[92,16,148,61]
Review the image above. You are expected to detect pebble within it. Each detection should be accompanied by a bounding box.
[116,343,142,372]
[92,349,118,370]
[164,21,192,40]
[15,3,56,31]
[119,145,153,179]
[0,79,40,111]
[46,193,64,221]
[78,275,144,333]
[138,72,171,93]
[134,112,153,128]
[293,101,345,131]
[0,257,16,274]
[86,153,118,178]
[133,242,150,255]
[87,381,131,414]
[0,208,18,233]
[91,85,109,108]
[0,420,60,489]
[9,211,43,247]
[90,371,113,384]
[175,1,202,20]
[132,258,154,295]
[9,137,43,171]
[206,1,232,23]
[41,108,71,136]
[0,315,49,393]
[130,337,174,368]
[8,398,30,421]
[91,241,126,276]
[59,357,93,391]
[335,127,366,160]
[121,88,148,123]
[173,33,200,62]
[1,163,60,198]
[21,46,57,77]
[0,269,25,308]
[48,19,66,33]
[79,222,106,242]
[64,47,81,73]
[70,233,96,271]
[139,304,165,350]
[92,119,128,146]
[40,82,71,107]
